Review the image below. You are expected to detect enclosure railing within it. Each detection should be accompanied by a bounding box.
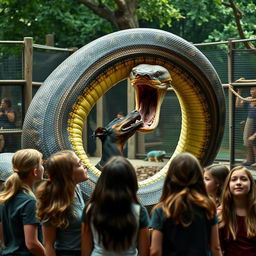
[194,38,256,169]
[0,36,256,170]
[0,37,74,152]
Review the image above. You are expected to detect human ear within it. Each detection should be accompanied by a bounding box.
[32,168,38,177]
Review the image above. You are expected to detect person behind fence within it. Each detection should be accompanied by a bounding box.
[36,150,89,256]
[0,97,16,153]
[81,156,150,256]
[218,166,256,256]
[0,149,46,256]
[150,152,222,256]
[204,164,229,207]
[236,87,256,166]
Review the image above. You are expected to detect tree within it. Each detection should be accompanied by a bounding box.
[76,0,182,30]
[77,0,139,29]
[0,0,113,47]
[0,0,255,47]
[76,0,255,45]
[222,0,255,49]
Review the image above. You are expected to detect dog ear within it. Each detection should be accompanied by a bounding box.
[92,127,107,137]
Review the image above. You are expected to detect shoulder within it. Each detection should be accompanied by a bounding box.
[151,206,165,222]
[138,205,150,228]
[150,206,165,231]
[75,185,84,201]
[18,191,37,210]
[151,206,164,216]
[16,190,36,202]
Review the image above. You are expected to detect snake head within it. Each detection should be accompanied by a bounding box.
[130,64,172,132]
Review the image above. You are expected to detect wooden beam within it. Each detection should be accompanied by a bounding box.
[24,37,33,113]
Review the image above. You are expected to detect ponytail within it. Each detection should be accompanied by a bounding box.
[0,173,22,203]
[0,149,42,204]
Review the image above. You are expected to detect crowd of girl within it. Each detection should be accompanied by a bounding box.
[0,149,256,256]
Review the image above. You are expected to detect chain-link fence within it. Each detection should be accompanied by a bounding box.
[0,37,256,169]
[0,39,74,153]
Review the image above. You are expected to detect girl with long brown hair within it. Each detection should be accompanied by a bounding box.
[81,156,150,256]
[150,152,222,256]
[218,166,256,255]
[36,150,89,256]
[204,164,229,207]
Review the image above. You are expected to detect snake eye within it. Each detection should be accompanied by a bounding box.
[155,71,162,76]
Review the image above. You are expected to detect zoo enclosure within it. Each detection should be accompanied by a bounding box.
[0,36,255,169]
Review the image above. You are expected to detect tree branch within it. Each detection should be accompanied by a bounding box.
[114,0,138,28]
[77,0,138,29]
[77,0,118,28]
[222,0,255,49]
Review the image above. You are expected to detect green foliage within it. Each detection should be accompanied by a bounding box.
[161,0,256,44]
[0,0,255,47]
[137,0,182,27]
[203,1,256,43]
[0,0,113,47]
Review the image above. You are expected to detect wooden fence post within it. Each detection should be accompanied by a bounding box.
[24,37,33,114]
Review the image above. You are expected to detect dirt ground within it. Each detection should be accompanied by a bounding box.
[89,157,167,181]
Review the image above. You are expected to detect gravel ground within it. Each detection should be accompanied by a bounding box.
[90,157,167,181]
[135,166,163,181]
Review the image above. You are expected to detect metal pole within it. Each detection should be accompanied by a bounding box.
[228,38,235,169]
[127,79,136,158]
[95,97,103,157]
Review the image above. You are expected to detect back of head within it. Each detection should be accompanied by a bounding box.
[97,156,138,200]
[0,149,42,203]
[163,152,206,195]
[36,150,77,228]
[12,149,42,177]
[159,152,215,226]
[46,150,76,185]
[88,156,139,252]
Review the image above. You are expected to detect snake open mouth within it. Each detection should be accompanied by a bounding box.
[130,64,172,132]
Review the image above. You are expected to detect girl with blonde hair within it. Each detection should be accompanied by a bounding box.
[150,152,222,256]
[218,166,256,255]
[36,150,89,256]
[0,149,45,256]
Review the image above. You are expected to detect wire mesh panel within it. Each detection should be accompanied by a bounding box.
[0,44,23,80]
[196,45,228,84]
[103,80,127,125]
[33,48,72,82]
[234,87,256,168]
[0,85,23,153]
[215,88,230,161]
[1,36,255,179]
[232,45,256,170]
[233,49,256,80]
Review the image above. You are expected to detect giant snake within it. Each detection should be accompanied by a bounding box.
[21,28,225,205]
